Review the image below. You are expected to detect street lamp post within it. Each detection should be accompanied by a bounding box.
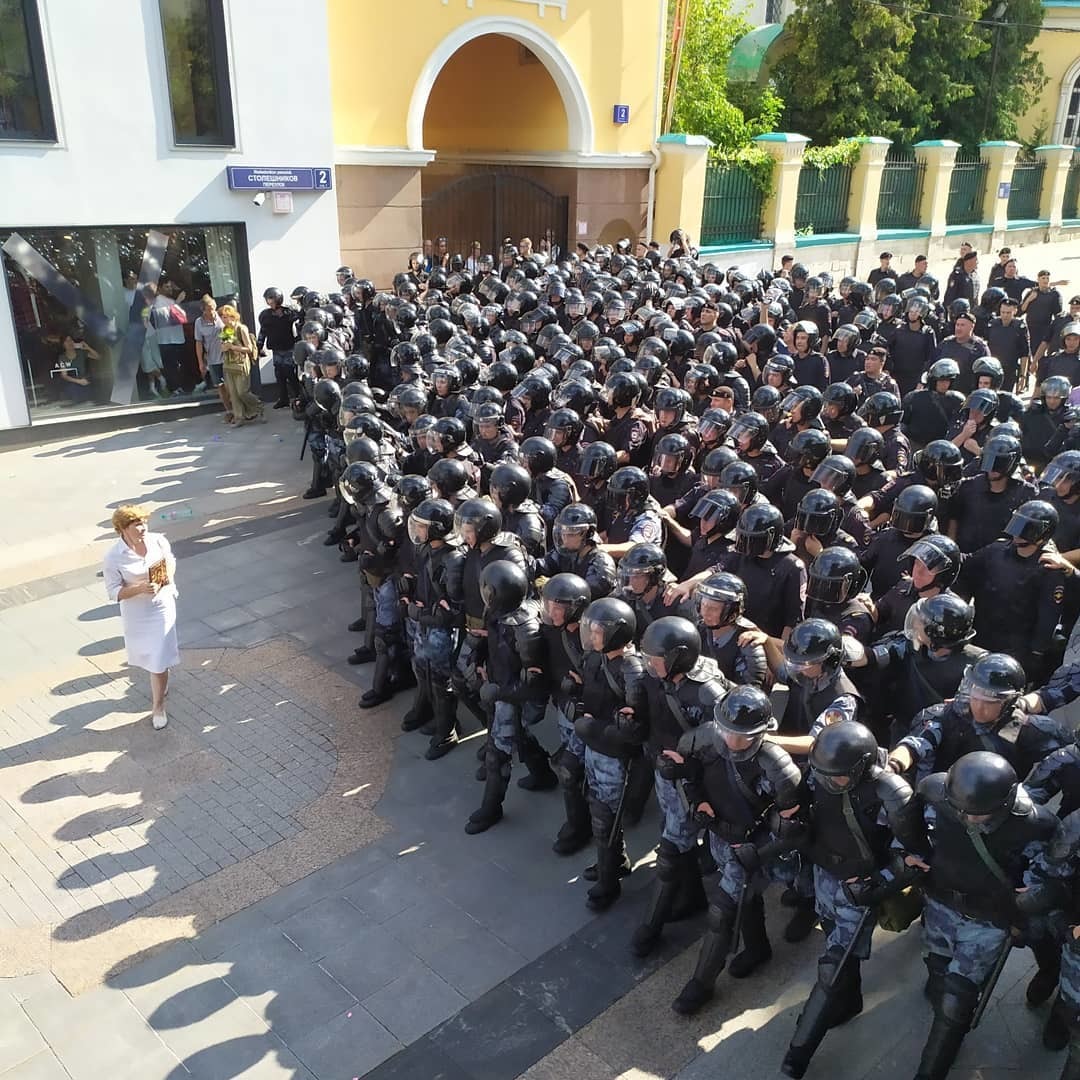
[981,1,1008,142]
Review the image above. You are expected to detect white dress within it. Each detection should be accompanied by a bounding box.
[103,532,180,673]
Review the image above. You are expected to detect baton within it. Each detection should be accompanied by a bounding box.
[827,904,875,991]
[970,935,1013,1030]
[608,761,633,848]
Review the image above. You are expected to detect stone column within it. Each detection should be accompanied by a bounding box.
[848,136,892,274]
[752,132,809,251]
[653,133,713,248]
[1035,144,1076,228]
[979,141,1021,235]
[913,140,960,238]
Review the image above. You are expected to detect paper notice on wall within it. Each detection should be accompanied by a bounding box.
[576,221,588,236]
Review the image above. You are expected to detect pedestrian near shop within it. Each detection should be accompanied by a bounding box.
[103,505,179,731]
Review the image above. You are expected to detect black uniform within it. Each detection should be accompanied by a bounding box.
[949,474,1039,553]
[722,544,806,638]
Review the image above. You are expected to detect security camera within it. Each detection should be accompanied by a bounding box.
[252,192,266,207]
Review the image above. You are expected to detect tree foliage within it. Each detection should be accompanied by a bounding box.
[667,0,784,153]
[773,0,1046,149]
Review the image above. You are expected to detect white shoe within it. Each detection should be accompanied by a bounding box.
[152,710,168,730]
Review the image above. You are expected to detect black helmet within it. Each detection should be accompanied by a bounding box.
[433,365,463,395]
[701,445,739,479]
[1043,375,1073,404]
[729,411,771,452]
[552,379,597,417]
[751,384,784,424]
[844,428,884,466]
[944,752,1017,819]
[345,354,369,382]
[696,571,746,628]
[428,457,469,498]
[408,498,456,544]
[698,406,733,445]
[520,436,557,477]
[899,534,962,591]
[795,489,844,540]
[345,435,380,466]
[823,382,859,418]
[915,441,964,494]
[891,483,938,534]
[690,488,741,538]
[858,391,903,428]
[904,593,975,650]
[927,358,960,385]
[780,385,824,421]
[652,432,693,476]
[580,596,638,652]
[813,454,857,497]
[1004,500,1059,547]
[313,378,343,413]
[430,416,468,454]
[744,323,777,353]
[545,408,584,447]
[962,653,1027,711]
[581,441,618,481]
[618,542,667,595]
[810,721,879,793]
[454,498,502,546]
[603,371,641,408]
[480,559,530,618]
[640,616,702,679]
[965,388,999,421]
[713,685,775,760]
[489,462,532,510]
[339,462,380,507]
[734,502,784,556]
[541,573,591,628]
[783,618,844,684]
[263,286,284,305]
[684,364,721,398]
[721,460,760,507]
[786,427,831,470]
[608,466,651,511]
[980,432,1022,478]
[395,474,432,515]
[807,545,867,603]
[972,356,1005,390]
[1043,450,1080,497]
[553,503,598,553]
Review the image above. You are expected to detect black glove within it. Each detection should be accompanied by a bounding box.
[559,675,580,698]
[733,844,761,873]
[656,753,687,782]
[479,682,500,705]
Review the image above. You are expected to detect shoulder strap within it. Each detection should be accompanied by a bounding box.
[561,629,584,673]
[600,655,623,698]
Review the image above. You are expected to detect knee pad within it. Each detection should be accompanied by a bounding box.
[551,745,585,788]
[655,839,682,884]
[588,800,615,840]
[939,973,980,1026]
[817,944,847,990]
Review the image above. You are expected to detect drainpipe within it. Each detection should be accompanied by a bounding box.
[646,0,667,241]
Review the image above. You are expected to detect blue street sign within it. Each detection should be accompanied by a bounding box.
[613,104,630,124]
[998,181,1011,199]
[226,166,333,191]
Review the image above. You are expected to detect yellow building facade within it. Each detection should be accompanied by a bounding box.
[328,0,666,283]
[1021,2,1080,145]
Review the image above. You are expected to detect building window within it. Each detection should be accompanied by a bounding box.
[2,223,249,420]
[1065,72,1080,146]
[0,0,57,142]
[158,0,235,147]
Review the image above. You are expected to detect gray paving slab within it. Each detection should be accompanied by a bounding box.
[287,1007,402,1080]
[361,961,468,1045]
[0,1052,73,1080]
[278,896,374,960]
[0,998,47,1073]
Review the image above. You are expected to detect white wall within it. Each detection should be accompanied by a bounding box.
[0,0,342,430]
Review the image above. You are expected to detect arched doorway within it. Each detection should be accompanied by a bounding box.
[418,31,575,260]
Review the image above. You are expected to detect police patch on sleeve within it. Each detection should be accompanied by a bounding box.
[816,695,859,731]
[1054,584,1065,605]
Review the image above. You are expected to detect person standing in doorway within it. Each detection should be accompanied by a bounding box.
[194,296,231,419]
[103,505,179,730]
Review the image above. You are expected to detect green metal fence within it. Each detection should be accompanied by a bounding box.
[794,163,853,234]
[1007,158,1046,220]
[876,153,926,230]
[945,153,988,226]
[1064,159,1080,220]
[700,162,766,246]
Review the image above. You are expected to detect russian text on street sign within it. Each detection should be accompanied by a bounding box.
[226,166,333,191]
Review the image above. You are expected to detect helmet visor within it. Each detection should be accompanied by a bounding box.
[407,517,430,545]
[734,527,773,557]
[696,593,738,627]
[1005,510,1051,544]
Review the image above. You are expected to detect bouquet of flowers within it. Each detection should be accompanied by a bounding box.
[220,326,237,345]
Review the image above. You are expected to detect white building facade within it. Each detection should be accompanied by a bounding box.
[0,0,342,431]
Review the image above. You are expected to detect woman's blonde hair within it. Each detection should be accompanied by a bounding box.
[218,304,239,319]
[111,504,150,533]
[201,294,217,311]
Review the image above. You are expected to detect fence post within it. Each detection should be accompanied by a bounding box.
[913,140,960,240]
[653,133,714,250]
[848,136,891,274]
[979,140,1021,240]
[752,132,809,252]
[1035,145,1075,229]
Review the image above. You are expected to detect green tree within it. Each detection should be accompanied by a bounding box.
[668,0,784,152]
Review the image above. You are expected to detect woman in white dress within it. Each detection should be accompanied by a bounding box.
[102,505,180,729]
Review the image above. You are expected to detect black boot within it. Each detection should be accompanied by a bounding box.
[669,848,709,922]
[586,803,623,912]
[302,457,327,499]
[347,646,376,665]
[1027,937,1062,1006]
[400,677,433,732]
[620,753,654,827]
[583,848,632,882]
[359,642,393,708]
[425,685,459,760]
[348,616,366,633]
[1044,992,1070,1051]
[631,840,682,957]
[465,745,510,834]
[783,897,819,943]
[729,894,772,978]
[552,752,592,855]
[781,952,860,1078]
[671,899,735,1015]
[516,730,557,791]
[914,975,978,1080]
[327,498,341,518]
